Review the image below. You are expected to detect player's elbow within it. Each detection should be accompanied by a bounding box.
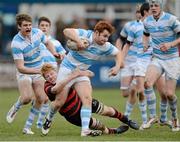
[51,87,58,94]
[63,28,73,37]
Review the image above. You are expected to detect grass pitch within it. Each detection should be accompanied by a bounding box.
[0,88,180,141]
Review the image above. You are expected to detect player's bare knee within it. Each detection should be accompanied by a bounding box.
[23,99,32,105]
[35,98,43,106]
[160,93,167,101]
[122,90,129,98]
[44,96,49,104]
[130,87,136,96]
[21,95,32,104]
[139,92,145,101]
[166,91,175,101]
[122,93,129,98]
[35,95,45,105]
[82,95,92,106]
[144,80,152,89]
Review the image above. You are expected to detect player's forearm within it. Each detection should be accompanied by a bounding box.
[63,28,81,43]
[115,51,123,69]
[121,43,130,61]
[52,73,80,94]
[171,38,180,47]
[17,66,40,74]
[115,39,123,50]
[45,40,57,55]
[51,81,67,94]
[15,60,40,74]
[116,36,127,51]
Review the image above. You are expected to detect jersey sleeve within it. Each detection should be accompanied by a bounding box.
[103,42,119,56]
[54,40,66,54]
[11,41,24,60]
[170,15,180,34]
[120,22,129,38]
[127,26,135,43]
[75,29,93,38]
[44,82,56,101]
[37,29,48,44]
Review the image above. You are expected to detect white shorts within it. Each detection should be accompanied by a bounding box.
[121,63,136,77]
[135,59,151,77]
[120,63,136,90]
[16,72,43,84]
[57,66,90,88]
[150,57,180,80]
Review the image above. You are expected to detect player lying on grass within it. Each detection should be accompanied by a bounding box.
[41,63,139,136]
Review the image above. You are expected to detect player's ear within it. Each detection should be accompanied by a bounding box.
[17,25,21,30]
[95,30,99,34]
[94,31,99,37]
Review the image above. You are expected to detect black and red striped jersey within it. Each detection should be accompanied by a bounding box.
[44,81,82,117]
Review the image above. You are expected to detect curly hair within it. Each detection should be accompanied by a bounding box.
[41,63,56,78]
[94,20,115,34]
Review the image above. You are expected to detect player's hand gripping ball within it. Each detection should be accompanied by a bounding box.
[67,37,90,51]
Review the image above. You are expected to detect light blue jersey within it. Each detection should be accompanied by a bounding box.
[61,29,119,70]
[143,12,180,60]
[40,36,66,67]
[127,21,152,60]
[120,21,138,64]
[11,28,47,68]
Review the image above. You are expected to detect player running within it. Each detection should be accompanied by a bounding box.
[143,0,180,131]
[43,20,123,136]
[41,63,139,136]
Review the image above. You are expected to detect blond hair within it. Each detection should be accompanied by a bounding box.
[41,63,56,78]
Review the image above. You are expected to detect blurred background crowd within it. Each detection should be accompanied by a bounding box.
[0,0,179,88]
[0,0,179,60]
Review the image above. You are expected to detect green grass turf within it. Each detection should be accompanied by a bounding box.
[0,88,180,141]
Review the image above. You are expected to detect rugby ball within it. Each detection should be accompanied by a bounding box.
[66,37,89,51]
